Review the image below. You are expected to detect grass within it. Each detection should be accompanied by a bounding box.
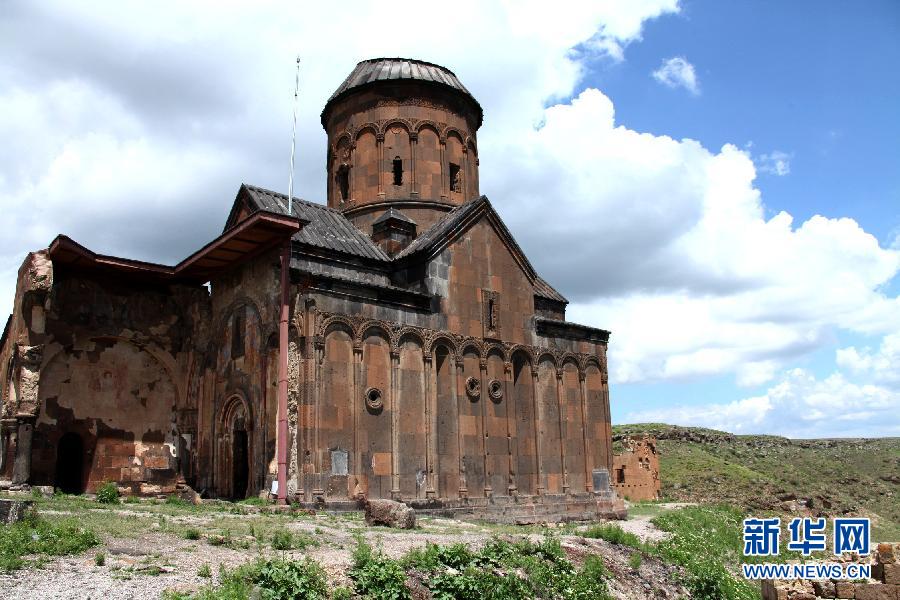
[349,534,613,600]
[0,510,100,571]
[163,557,328,600]
[613,423,900,540]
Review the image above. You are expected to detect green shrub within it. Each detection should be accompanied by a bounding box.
[96,481,120,504]
[197,563,212,578]
[570,555,611,600]
[392,536,611,600]
[330,586,353,600]
[184,528,201,541]
[653,505,759,600]
[165,495,188,506]
[582,524,646,551]
[349,537,410,600]
[95,552,106,566]
[271,530,293,551]
[0,513,99,571]
[628,552,642,570]
[172,557,328,600]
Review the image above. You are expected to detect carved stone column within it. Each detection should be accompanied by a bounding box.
[455,357,468,500]
[12,415,35,485]
[376,132,385,199]
[439,135,448,201]
[480,358,491,497]
[504,361,516,496]
[579,370,592,492]
[462,145,469,200]
[410,131,419,198]
[424,352,437,499]
[312,336,325,498]
[531,366,544,495]
[556,370,569,494]
[390,349,401,499]
[352,342,363,499]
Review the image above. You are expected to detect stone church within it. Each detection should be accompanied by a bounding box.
[0,58,620,519]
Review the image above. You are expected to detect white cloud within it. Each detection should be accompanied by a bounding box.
[1,1,898,438]
[651,56,699,94]
[757,150,792,176]
[626,368,900,438]
[497,88,900,386]
[0,0,680,312]
[836,332,900,388]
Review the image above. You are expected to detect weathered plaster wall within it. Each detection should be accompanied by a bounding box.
[612,436,661,501]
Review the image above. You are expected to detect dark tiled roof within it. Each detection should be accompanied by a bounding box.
[324,58,483,126]
[372,207,416,226]
[394,196,485,260]
[534,276,568,304]
[241,185,390,261]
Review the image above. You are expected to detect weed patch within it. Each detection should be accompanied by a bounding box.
[0,511,99,571]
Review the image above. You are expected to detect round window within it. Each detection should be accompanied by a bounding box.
[465,376,481,400]
[365,387,384,412]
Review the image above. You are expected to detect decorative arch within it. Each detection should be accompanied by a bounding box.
[217,392,253,500]
[358,322,392,351]
[457,340,482,360]
[535,351,558,371]
[321,316,357,340]
[214,297,264,348]
[381,119,411,135]
[354,123,379,140]
[429,334,457,358]
[444,127,465,143]
[485,343,507,362]
[416,121,441,136]
[397,328,427,354]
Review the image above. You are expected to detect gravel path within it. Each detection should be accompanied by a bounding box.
[0,506,683,599]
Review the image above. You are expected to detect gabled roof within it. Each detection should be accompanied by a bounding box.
[236,185,390,262]
[397,195,521,265]
[228,184,568,304]
[373,207,416,227]
[396,195,567,304]
[534,276,568,304]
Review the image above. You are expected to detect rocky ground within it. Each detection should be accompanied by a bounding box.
[0,497,690,599]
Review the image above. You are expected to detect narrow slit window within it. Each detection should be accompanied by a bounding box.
[232,310,245,359]
[392,157,403,186]
[449,163,461,193]
[337,165,350,201]
[488,298,495,329]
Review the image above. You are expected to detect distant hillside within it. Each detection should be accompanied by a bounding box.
[613,423,900,540]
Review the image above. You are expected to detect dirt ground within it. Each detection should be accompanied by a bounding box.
[0,498,691,599]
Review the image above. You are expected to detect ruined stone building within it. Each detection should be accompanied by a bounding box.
[0,58,619,518]
[612,436,660,501]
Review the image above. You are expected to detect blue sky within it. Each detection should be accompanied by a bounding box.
[1,0,898,438]
[568,1,900,431]
[588,0,900,243]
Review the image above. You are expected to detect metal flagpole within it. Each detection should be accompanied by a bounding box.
[277,56,300,505]
[288,56,300,214]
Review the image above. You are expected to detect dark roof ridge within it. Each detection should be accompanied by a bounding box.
[356,57,460,77]
[242,183,340,215]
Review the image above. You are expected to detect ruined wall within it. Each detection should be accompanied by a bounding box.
[0,250,208,493]
[197,248,285,499]
[612,436,660,501]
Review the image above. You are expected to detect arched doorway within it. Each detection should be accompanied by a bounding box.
[231,428,249,500]
[55,432,85,494]
[218,395,252,500]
